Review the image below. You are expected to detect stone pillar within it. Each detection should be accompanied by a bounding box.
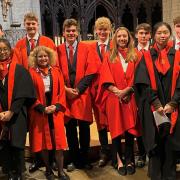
[163,0,180,28]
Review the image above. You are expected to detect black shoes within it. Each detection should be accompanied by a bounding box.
[136,154,146,168]
[126,163,135,175]
[8,172,23,180]
[58,170,70,180]
[45,171,55,180]
[29,161,42,173]
[117,165,127,176]
[98,153,109,167]
[66,163,76,172]
[66,162,93,172]
[117,163,135,176]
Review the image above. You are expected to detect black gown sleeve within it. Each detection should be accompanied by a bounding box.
[10,98,26,114]
[134,57,161,108]
[171,75,180,105]
[76,74,96,94]
[34,104,45,113]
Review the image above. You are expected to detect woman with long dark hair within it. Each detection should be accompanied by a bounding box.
[134,22,180,180]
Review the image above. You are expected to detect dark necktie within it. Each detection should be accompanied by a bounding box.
[69,45,74,64]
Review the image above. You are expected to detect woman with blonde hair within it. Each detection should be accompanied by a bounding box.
[28,46,69,180]
[96,27,141,176]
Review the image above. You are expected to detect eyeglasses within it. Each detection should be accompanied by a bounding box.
[0,48,9,53]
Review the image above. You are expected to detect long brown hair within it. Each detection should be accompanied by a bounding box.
[110,27,138,63]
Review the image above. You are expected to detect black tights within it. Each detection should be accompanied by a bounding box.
[41,149,64,174]
[112,132,134,166]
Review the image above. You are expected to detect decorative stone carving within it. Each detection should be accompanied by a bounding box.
[1,0,12,22]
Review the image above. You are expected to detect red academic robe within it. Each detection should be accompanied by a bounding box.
[96,53,141,139]
[57,42,100,123]
[28,67,67,152]
[88,41,113,129]
[14,35,58,69]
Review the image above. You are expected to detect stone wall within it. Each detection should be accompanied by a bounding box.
[0,0,41,31]
[163,0,180,32]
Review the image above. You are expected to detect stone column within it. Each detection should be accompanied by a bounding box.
[163,0,180,28]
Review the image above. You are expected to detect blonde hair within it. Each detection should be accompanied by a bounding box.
[24,12,38,22]
[94,17,112,30]
[29,46,56,67]
[110,27,138,63]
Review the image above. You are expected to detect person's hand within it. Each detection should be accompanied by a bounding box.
[45,105,56,114]
[164,104,174,114]
[0,111,14,121]
[156,107,164,115]
[122,95,131,103]
[65,87,79,99]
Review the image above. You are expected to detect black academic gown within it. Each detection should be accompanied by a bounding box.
[134,47,180,154]
[0,63,36,149]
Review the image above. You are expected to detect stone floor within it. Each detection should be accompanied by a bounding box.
[0,162,150,180]
[1,163,180,180]
[1,122,180,179]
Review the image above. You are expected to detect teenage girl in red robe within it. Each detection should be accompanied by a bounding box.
[96,27,141,176]
[28,46,69,180]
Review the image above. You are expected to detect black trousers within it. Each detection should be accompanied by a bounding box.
[98,128,109,154]
[112,132,134,165]
[1,142,25,175]
[148,137,176,180]
[137,136,146,156]
[65,118,90,164]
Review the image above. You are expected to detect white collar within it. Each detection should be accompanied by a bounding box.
[27,32,39,41]
[98,39,109,46]
[137,42,150,51]
[65,40,77,48]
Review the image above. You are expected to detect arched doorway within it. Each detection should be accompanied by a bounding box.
[137,3,147,24]
[88,5,111,35]
[152,3,162,27]
[121,4,134,32]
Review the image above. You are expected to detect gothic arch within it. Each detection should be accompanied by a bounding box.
[85,0,117,27]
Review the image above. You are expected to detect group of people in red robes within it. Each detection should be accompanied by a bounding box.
[0,11,180,180]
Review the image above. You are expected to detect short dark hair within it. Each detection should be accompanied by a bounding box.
[152,22,172,38]
[0,38,11,50]
[173,16,180,25]
[63,18,78,31]
[136,23,151,33]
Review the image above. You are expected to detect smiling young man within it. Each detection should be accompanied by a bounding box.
[14,12,57,69]
[89,17,112,167]
[14,12,58,174]
[57,18,100,172]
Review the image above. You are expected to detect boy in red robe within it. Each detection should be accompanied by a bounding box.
[57,18,100,172]
[89,17,112,167]
[14,12,58,173]
[14,12,58,69]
